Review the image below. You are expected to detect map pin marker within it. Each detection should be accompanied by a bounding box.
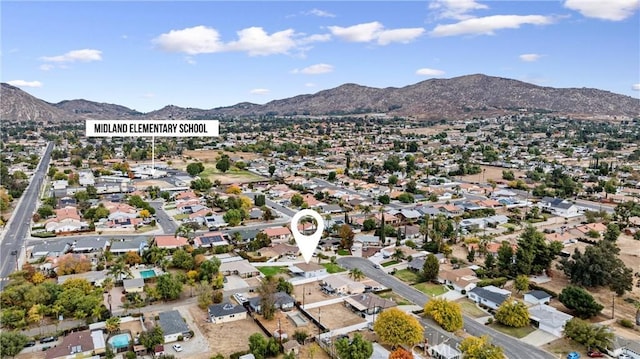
[291,209,325,264]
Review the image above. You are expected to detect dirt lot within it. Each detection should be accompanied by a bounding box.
[189,305,262,357]
[182,150,263,162]
[399,126,459,136]
[460,165,526,183]
[293,281,332,305]
[306,303,366,330]
[134,179,175,190]
[259,310,319,339]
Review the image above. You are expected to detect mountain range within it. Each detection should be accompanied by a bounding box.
[2,74,639,123]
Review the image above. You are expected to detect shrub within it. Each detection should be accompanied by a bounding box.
[619,319,635,328]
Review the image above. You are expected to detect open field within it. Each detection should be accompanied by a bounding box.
[134,179,174,189]
[488,323,536,339]
[294,281,331,305]
[307,303,366,330]
[393,269,421,284]
[259,310,316,339]
[190,307,262,357]
[459,165,526,183]
[183,149,263,162]
[172,152,266,184]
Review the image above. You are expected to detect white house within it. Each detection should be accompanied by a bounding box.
[289,262,327,279]
[157,310,191,343]
[538,197,580,218]
[467,286,510,310]
[208,303,247,324]
[524,290,552,306]
[429,343,462,359]
[322,275,365,295]
[528,304,573,337]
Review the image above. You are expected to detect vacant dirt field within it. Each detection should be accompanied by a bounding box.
[460,165,526,183]
[293,281,332,306]
[134,179,175,190]
[259,310,318,339]
[182,150,262,162]
[306,303,365,330]
[190,308,262,357]
[400,126,459,136]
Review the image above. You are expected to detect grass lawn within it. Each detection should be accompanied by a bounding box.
[393,269,421,284]
[377,291,412,306]
[136,225,158,233]
[337,249,350,256]
[258,266,290,276]
[381,260,398,267]
[322,263,346,273]
[542,337,586,357]
[413,282,449,297]
[489,323,536,339]
[456,299,489,318]
[174,214,189,220]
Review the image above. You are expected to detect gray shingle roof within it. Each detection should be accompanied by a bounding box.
[158,310,190,336]
[208,302,246,318]
[469,287,509,306]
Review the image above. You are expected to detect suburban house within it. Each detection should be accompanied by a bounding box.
[219,259,261,278]
[45,206,89,233]
[109,237,148,255]
[437,268,479,293]
[31,241,71,260]
[344,293,396,316]
[44,330,106,359]
[407,254,446,272]
[467,286,511,310]
[354,234,382,247]
[154,235,188,249]
[262,226,292,243]
[572,222,608,238]
[321,275,365,295]
[528,304,573,337]
[157,310,191,343]
[608,336,640,359]
[289,262,327,279]
[249,292,295,313]
[194,232,229,248]
[123,278,145,293]
[537,197,580,217]
[57,271,107,286]
[524,290,553,306]
[208,302,247,324]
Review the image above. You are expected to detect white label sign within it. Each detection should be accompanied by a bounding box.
[85,120,219,137]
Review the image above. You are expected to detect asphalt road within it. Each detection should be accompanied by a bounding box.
[150,200,178,234]
[244,192,296,217]
[1,142,53,289]
[337,257,555,359]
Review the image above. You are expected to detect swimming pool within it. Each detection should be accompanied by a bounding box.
[108,333,132,349]
[140,269,156,279]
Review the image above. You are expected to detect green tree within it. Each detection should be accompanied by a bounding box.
[139,326,164,354]
[603,223,620,241]
[254,194,266,207]
[363,218,377,231]
[516,226,562,275]
[422,254,440,282]
[459,335,505,359]
[171,249,195,270]
[467,247,476,263]
[105,317,121,334]
[335,333,373,359]
[348,268,364,282]
[424,298,464,332]
[0,331,28,358]
[186,162,205,176]
[563,318,613,350]
[338,224,355,249]
[216,155,231,173]
[291,193,303,207]
[37,205,54,218]
[373,308,424,348]
[378,194,390,204]
[558,286,604,318]
[496,241,515,277]
[268,165,276,177]
[257,276,277,320]
[223,209,244,227]
[328,171,337,182]
[156,274,183,301]
[514,275,529,293]
[198,258,221,282]
[495,300,529,328]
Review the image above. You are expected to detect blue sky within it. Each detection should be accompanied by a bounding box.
[2,0,639,113]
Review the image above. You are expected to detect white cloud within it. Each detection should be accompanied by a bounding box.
[633,83,640,91]
[292,63,334,75]
[249,88,270,95]
[564,0,639,21]
[7,80,43,88]
[305,83,317,88]
[41,49,102,63]
[329,21,424,45]
[416,68,445,76]
[39,64,54,71]
[226,27,297,56]
[153,25,223,54]
[519,53,542,62]
[430,15,555,37]
[153,25,328,56]
[429,0,489,20]
[307,8,336,18]
[184,56,197,65]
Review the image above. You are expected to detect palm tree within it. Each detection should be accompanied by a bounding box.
[391,248,405,262]
[348,268,364,282]
[108,257,132,283]
[143,246,166,267]
[105,316,121,334]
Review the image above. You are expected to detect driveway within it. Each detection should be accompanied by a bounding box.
[521,330,559,346]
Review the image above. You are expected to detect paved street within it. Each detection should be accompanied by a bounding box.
[0,142,53,289]
[337,257,555,359]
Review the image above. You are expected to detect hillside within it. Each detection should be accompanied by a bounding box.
[2,74,638,123]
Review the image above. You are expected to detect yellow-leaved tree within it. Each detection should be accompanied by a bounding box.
[423,298,463,332]
[494,300,530,328]
[373,308,424,348]
[459,335,504,359]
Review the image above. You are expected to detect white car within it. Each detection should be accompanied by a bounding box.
[618,354,630,359]
[173,344,183,352]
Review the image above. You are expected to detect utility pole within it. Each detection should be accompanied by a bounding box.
[612,295,615,320]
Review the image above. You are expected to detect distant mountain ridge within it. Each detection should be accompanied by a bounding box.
[2,74,639,123]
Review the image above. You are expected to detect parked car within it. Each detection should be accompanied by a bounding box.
[587,350,604,357]
[567,352,580,359]
[24,340,36,347]
[618,354,631,359]
[39,336,57,344]
[172,344,183,352]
